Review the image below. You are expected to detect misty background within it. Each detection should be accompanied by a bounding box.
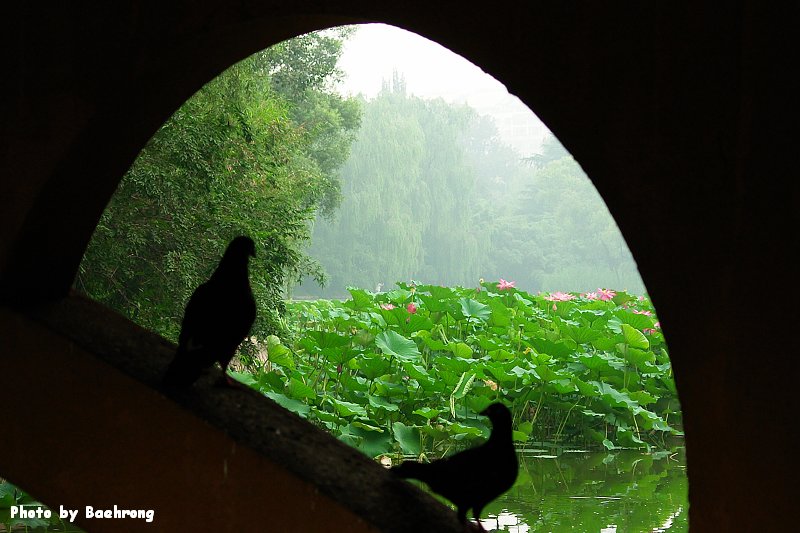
[294,24,645,298]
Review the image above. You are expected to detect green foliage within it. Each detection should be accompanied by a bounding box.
[512,150,642,292]
[298,81,645,298]
[258,26,361,217]
[76,30,361,363]
[304,79,484,296]
[244,282,681,459]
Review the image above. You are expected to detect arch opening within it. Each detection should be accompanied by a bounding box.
[72,22,687,532]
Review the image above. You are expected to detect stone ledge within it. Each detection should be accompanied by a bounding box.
[0,292,469,532]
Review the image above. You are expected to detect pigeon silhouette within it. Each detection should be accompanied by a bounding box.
[163,236,256,388]
[392,403,518,531]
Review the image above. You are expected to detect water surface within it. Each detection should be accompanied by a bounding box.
[479,448,688,532]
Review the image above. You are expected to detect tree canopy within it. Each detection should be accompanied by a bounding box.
[300,78,644,298]
[78,26,645,373]
[76,28,361,349]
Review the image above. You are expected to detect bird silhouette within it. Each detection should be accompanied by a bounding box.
[163,236,256,388]
[392,403,518,531]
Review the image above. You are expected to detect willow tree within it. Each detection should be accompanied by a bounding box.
[306,76,488,296]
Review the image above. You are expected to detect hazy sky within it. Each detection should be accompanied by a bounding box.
[335,23,549,156]
[337,24,505,102]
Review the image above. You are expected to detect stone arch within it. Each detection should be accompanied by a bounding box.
[1,3,795,532]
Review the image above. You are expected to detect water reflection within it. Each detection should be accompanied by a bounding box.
[480,448,688,532]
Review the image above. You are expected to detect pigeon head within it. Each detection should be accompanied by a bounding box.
[481,403,512,427]
[227,236,257,258]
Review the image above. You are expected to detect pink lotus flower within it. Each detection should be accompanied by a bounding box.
[498,278,516,291]
[545,291,575,302]
[597,288,616,301]
[654,321,661,329]
[633,309,653,316]
[380,303,395,310]
[581,291,599,300]
[406,302,418,314]
[643,328,658,335]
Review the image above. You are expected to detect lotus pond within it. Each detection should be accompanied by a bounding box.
[3,282,687,531]
[236,280,687,529]
[238,281,682,456]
